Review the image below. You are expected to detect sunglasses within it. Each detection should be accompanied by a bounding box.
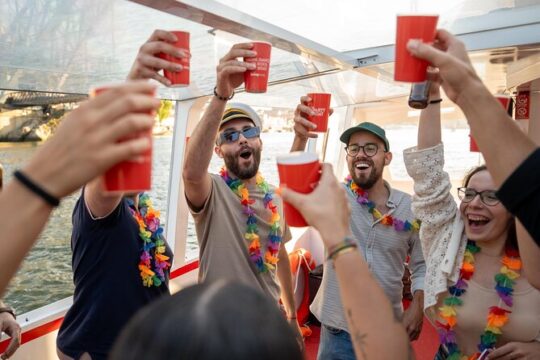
[457,187,500,206]
[218,127,260,145]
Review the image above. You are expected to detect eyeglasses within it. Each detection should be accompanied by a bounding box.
[218,127,260,145]
[457,187,500,206]
[344,143,379,157]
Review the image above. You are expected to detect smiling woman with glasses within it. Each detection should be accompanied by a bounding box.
[457,187,500,206]
[404,79,540,360]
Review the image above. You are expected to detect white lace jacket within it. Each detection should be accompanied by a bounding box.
[403,143,468,317]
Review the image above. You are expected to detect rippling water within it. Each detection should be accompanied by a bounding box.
[2,127,480,315]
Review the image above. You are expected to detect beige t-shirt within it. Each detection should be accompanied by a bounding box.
[189,173,291,304]
[432,279,540,355]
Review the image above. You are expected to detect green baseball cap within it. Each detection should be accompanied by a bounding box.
[339,122,390,151]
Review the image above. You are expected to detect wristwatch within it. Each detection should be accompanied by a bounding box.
[0,306,16,319]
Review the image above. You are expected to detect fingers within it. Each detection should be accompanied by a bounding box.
[280,186,308,211]
[89,81,157,109]
[138,52,183,73]
[94,93,160,126]
[101,137,152,167]
[220,45,256,63]
[101,114,155,144]
[137,68,172,87]
[2,324,21,358]
[406,39,449,68]
[295,103,315,117]
[294,116,317,131]
[488,343,513,359]
[140,41,188,58]
[147,29,178,43]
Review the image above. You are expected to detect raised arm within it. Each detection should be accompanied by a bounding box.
[407,30,537,187]
[417,78,442,149]
[516,94,540,289]
[183,43,256,209]
[281,164,411,360]
[0,82,158,296]
[290,95,318,152]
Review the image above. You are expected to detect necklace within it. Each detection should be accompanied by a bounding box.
[220,167,282,272]
[128,194,171,287]
[345,176,420,232]
[437,241,521,359]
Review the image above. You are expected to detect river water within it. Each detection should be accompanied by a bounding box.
[2,127,480,314]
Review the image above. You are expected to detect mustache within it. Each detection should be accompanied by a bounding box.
[353,158,374,167]
[236,145,254,156]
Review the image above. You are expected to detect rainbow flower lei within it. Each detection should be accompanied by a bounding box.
[345,176,420,232]
[220,167,282,272]
[128,194,171,287]
[436,241,522,359]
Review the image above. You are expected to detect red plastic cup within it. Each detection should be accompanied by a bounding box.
[90,85,153,192]
[159,31,190,87]
[277,152,321,227]
[394,15,439,82]
[307,93,332,133]
[244,42,272,93]
[470,94,512,152]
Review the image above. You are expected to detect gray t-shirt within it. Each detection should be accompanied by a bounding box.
[311,181,426,331]
[189,173,291,304]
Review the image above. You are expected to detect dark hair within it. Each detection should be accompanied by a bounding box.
[462,165,518,250]
[110,281,302,360]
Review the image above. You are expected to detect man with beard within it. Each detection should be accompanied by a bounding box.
[182,43,302,346]
[292,99,425,359]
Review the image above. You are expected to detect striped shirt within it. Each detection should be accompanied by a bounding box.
[310,181,426,331]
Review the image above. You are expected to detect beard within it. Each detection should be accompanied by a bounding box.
[223,145,262,180]
[348,157,383,189]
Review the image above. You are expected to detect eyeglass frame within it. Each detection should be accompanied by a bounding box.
[457,187,500,206]
[217,126,261,145]
[344,142,382,157]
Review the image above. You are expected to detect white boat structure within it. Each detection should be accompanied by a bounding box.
[1,0,540,358]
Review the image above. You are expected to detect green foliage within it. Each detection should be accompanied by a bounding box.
[157,100,173,123]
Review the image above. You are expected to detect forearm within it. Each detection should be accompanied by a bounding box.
[0,180,53,296]
[183,97,225,181]
[277,246,296,316]
[334,248,410,360]
[290,135,308,152]
[417,89,441,150]
[458,82,537,187]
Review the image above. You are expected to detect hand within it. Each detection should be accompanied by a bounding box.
[127,29,189,86]
[406,29,483,105]
[287,318,305,354]
[23,81,159,199]
[402,301,423,341]
[487,341,540,360]
[0,312,21,359]
[293,95,335,140]
[426,67,442,99]
[215,43,257,98]
[280,163,350,246]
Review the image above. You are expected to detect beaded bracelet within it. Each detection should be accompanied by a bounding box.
[13,170,60,207]
[327,236,357,261]
[213,87,234,101]
[0,306,16,320]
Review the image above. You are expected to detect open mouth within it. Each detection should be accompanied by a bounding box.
[354,161,371,171]
[239,148,252,160]
[467,214,491,229]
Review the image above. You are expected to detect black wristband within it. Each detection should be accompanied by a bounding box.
[213,87,234,101]
[429,98,443,104]
[0,306,16,320]
[14,170,60,207]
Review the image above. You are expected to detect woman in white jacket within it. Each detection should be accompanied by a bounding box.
[403,78,540,360]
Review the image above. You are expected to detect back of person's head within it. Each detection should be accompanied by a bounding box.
[110,280,302,360]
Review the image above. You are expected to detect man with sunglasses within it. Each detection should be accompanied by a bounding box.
[182,43,302,349]
[292,105,425,359]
